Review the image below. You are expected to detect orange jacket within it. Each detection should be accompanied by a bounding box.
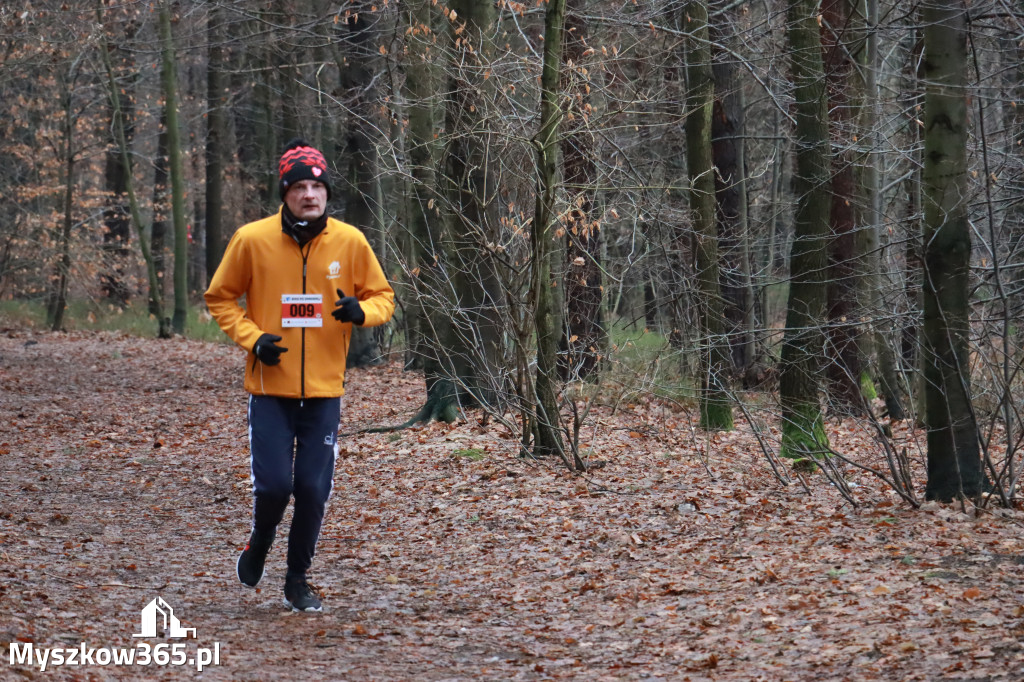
[205,208,395,398]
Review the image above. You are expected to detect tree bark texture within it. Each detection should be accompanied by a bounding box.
[710,1,756,385]
[205,5,227,288]
[821,0,866,414]
[402,0,460,423]
[401,0,435,374]
[921,0,981,501]
[342,8,386,369]
[558,0,605,382]
[532,0,571,462]
[160,3,189,336]
[852,0,906,419]
[49,84,75,332]
[440,0,505,408]
[101,44,133,308]
[779,0,832,460]
[685,0,734,431]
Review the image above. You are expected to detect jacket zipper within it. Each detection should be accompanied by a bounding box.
[300,243,311,400]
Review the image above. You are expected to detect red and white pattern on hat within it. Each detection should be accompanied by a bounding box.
[278,146,328,179]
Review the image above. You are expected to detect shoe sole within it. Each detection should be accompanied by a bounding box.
[236,550,264,588]
[283,597,322,613]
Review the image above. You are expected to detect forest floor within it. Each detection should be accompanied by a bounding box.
[1,328,1023,681]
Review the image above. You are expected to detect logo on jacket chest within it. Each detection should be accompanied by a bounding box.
[327,261,341,280]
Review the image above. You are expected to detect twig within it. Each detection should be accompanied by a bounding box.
[43,571,160,591]
[816,454,858,507]
[732,391,790,487]
[825,445,920,508]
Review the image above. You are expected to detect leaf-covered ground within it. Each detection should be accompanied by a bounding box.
[1,329,1023,680]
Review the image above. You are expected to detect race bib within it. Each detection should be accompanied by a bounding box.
[281,294,323,328]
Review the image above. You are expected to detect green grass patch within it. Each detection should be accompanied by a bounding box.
[604,320,699,405]
[609,320,672,360]
[0,299,48,328]
[0,298,229,343]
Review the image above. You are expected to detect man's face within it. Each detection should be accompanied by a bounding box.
[284,180,328,221]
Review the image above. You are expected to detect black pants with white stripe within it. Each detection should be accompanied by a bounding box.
[247,395,339,578]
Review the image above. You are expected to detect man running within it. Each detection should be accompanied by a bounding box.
[205,138,395,612]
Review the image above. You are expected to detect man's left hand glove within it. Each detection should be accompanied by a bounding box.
[332,288,365,325]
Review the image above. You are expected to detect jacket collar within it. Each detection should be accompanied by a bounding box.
[279,205,328,246]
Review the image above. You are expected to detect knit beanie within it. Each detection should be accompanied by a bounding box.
[278,138,332,200]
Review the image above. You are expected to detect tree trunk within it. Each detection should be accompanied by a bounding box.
[253,19,277,213]
[229,21,265,223]
[643,278,659,330]
[853,0,905,419]
[100,36,134,308]
[821,0,865,413]
[152,111,170,335]
[904,160,925,418]
[921,0,981,501]
[902,31,926,419]
[558,0,605,382]
[205,4,227,287]
[49,83,76,332]
[47,50,90,331]
[98,6,164,336]
[779,0,831,460]
[685,0,733,431]
[160,3,188,336]
[766,107,789,276]
[438,0,505,409]
[400,0,460,423]
[341,9,386,369]
[400,0,435,375]
[710,1,756,385]
[532,0,572,463]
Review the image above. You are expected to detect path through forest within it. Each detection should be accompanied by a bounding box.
[1,329,1023,680]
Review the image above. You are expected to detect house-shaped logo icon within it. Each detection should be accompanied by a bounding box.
[133,597,196,639]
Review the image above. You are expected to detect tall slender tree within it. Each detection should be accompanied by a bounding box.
[779,0,832,460]
[160,2,188,335]
[340,3,387,368]
[559,0,605,382]
[821,0,866,412]
[402,0,461,423]
[47,50,88,331]
[710,1,756,385]
[205,3,227,287]
[98,4,165,337]
[852,0,905,419]
[685,0,733,430]
[532,0,572,462]
[921,0,981,500]
[100,32,135,307]
[429,0,505,411]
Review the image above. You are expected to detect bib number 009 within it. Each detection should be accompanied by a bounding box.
[288,303,317,317]
[281,294,323,328]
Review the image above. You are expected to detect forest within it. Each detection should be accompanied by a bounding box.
[2,0,1024,678]
[1,2,1023,504]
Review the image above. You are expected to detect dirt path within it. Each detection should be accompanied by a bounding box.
[1,329,1022,680]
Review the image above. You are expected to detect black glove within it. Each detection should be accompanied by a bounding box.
[253,333,288,366]
[332,288,365,325]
